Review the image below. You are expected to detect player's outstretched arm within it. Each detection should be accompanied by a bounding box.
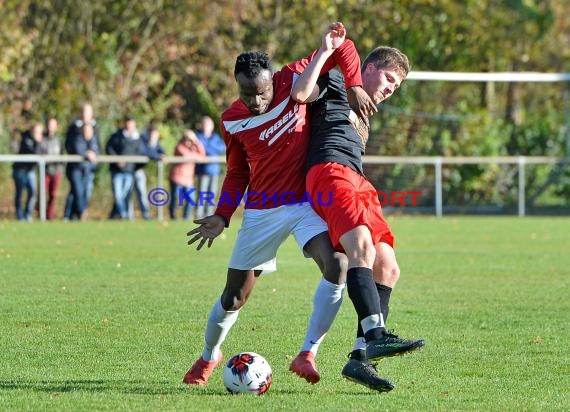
[187,214,226,250]
[291,22,346,103]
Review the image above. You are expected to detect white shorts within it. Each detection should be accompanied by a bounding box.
[228,203,328,274]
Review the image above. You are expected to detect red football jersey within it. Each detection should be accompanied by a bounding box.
[215,40,362,225]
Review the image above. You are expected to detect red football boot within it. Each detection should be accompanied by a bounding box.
[289,351,320,384]
[182,353,223,385]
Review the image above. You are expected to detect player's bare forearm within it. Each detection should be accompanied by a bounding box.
[290,50,330,103]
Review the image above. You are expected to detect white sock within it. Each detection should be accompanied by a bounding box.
[201,299,240,361]
[352,336,366,352]
[300,278,345,355]
[360,313,385,336]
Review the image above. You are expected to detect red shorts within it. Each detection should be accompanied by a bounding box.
[306,162,394,252]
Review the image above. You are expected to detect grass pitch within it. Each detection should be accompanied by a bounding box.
[0,217,568,411]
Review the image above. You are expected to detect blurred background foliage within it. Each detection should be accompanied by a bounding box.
[1,0,569,210]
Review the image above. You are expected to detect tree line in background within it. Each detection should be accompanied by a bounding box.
[1,0,569,209]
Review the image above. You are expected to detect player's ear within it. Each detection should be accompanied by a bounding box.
[364,62,376,73]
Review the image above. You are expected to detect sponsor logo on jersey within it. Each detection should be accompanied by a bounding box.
[258,103,300,145]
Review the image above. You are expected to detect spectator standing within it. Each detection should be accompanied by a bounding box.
[195,116,225,219]
[168,129,205,220]
[106,115,146,220]
[12,122,43,221]
[9,99,34,154]
[129,125,166,220]
[64,123,99,221]
[39,117,63,220]
[64,103,100,220]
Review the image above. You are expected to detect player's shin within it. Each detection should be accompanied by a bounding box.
[290,278,345,384]
[346,267,385,342]
[376,283,392,324]
[202,298,240,362]
[300,277,345,354]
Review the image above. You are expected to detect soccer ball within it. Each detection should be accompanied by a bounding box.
[223,352,272,395]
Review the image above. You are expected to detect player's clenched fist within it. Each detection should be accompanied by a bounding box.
[322,21,347,52]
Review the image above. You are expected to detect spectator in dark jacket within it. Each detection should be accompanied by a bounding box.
[64,103,101,220]
[129,125,166,220]
[64,122,99,221]
[12,122,43,221]
[106,115,147,219]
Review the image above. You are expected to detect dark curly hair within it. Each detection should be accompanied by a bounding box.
[234,51,272,79]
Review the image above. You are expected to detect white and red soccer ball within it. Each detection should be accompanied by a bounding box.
[223,352,272,395]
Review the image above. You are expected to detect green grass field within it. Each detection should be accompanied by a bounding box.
[1,217,568,411]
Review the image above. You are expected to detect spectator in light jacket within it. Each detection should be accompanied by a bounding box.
[39,117,64,220]
[195,116,226,219]
[168,129,205,220]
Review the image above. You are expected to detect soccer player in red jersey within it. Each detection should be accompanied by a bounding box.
[183,23,373,386]
[291,45,425,391]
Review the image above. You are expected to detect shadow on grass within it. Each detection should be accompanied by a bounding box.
[0,380,217,395]
[0,380,381,397]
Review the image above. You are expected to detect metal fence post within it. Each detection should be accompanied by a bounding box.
[157,160,164,222]
[38,158,47,222]
[435,157,443,218]
[518,156,526,217]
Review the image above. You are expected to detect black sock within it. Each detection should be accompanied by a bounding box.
[376,283,392,324]
[346,267,383,341]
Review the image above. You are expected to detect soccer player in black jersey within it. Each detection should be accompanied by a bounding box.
[291,45,424,392]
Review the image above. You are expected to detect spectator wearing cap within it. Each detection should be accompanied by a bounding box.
[106,115,147,220]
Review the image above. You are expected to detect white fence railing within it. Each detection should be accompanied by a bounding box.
[407,71,570,82]
[1,154,222,222]
[1,154,569,221]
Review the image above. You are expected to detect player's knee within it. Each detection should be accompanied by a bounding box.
[340,227,376,267]
[221,289,248,311]
[382,263,400,285]
[348,240,376,268]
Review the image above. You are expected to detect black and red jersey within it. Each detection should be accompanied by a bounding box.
[307,70,365,175]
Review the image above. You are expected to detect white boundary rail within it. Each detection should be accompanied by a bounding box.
[407,71,570,82]
[2,154,569,221]
[0,154,223,222]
